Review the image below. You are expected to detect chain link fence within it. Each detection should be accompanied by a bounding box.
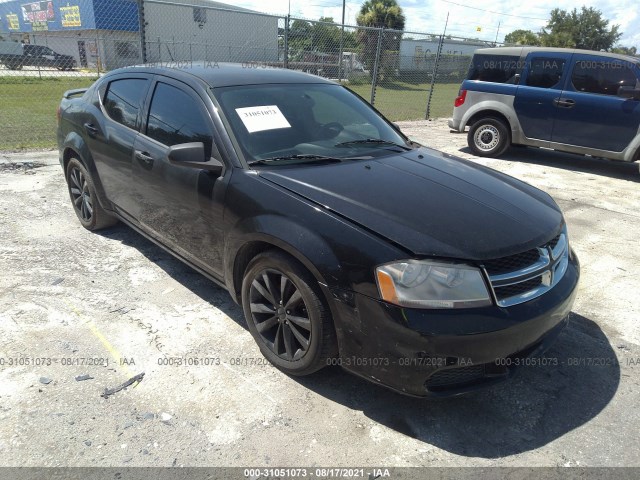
[0,0,503,149]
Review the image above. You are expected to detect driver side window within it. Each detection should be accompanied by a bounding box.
[571,59,638,95]
[146,82,220,160]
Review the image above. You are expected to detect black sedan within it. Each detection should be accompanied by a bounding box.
[57,64,579,397]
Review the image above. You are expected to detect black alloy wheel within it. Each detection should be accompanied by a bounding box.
[68,165,93,223]
[249,268,312,361]
[65,157,117,231]
[242,251,337,375]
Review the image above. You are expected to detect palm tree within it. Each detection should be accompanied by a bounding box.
[357,0,405,30]
[356,0,405,76]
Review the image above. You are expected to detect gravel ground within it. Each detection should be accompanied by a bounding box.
[0,121,639,469]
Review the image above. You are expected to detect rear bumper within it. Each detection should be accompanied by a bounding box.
[328,250,580,397]
[448,116,465,132]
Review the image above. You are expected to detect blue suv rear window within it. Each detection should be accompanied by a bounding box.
[468,55,519,84]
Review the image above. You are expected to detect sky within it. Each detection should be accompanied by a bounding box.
[228,0,640,48]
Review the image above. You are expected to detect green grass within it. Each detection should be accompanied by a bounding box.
[0,77,97,150]
[0,76,458,150]
[346,81,460,122]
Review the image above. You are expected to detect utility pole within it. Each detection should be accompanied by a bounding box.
[137,0,147,64]
[284,14,290,69]
[494,21,501,45]
[338,0,346,82]
[284,0,290,69]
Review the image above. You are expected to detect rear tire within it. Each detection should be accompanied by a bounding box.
[65,157,117,231]
[468,117,510,157]
[241,250,337,376]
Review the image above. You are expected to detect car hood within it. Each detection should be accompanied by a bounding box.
[257,147,563,260]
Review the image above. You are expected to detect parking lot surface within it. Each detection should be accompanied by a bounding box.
[1,120,639,467]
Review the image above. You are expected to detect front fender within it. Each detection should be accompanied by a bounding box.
[224,208,405,299]
[221,173,407,304]
[225,215,343,295]
[225,215,393,360]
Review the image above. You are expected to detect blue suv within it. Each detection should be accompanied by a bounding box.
[449,47,640,167]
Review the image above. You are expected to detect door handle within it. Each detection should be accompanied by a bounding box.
[135,150,154,166]
[83,122,99,136]
[553,98,576,108]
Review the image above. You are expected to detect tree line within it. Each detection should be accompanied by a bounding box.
[504,7,636,55]
[288,2,636,58]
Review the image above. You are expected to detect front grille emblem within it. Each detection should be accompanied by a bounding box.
[486,228,569,307]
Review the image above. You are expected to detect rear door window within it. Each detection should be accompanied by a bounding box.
[103,78,148,130]
[525,57,566,89]
[571,58,639,95]
[468,55,520,84]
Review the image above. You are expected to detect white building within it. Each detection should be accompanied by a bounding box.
[399,37,493,72]
[142,0,280,64]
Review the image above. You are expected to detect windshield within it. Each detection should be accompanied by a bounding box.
[212,83,412,165]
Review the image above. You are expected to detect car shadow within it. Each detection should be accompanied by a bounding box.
[295,312,621,458]
[458,145,640,183]
[98,225,620,458]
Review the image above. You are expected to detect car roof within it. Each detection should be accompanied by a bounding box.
[105,62,337,88]
[474,46,639,64]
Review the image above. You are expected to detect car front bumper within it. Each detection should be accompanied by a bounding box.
[325,249,580,397]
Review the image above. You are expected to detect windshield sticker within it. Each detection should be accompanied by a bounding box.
[235,105,291,133]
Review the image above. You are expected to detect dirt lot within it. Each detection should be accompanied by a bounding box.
[1,120,639,470]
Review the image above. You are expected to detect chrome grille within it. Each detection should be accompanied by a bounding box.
[483,248,540,275]
[484,228,569,307]
[494,276,543,299]
[548,233,562,250]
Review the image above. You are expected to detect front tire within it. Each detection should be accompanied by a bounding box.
[65,157,117,231]
[468,117,510,157]
[241,251,337,376]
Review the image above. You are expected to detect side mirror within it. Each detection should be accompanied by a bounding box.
[618,86,640,100]
[167,142,224,175]
[392,122,402,132]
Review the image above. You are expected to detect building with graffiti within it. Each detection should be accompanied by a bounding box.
[0,0,279,71]
[0,0,141,69]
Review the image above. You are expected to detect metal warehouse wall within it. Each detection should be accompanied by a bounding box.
[143,1,279,63]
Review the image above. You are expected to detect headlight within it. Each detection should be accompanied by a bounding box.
[376,260,492,309]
